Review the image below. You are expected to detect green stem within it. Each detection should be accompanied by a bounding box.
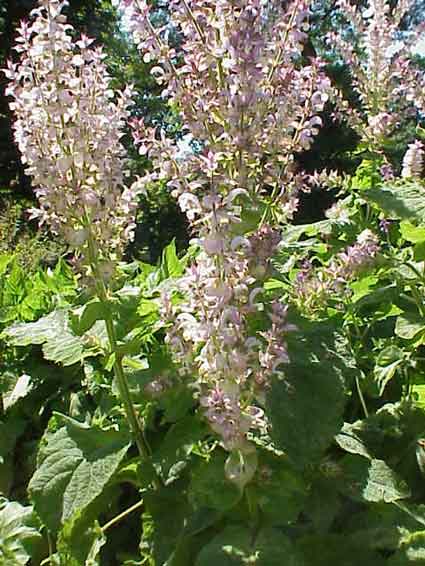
[40,532,54,566]
[355,375,369,418]
[104,317,151,461]
[411,285,425,318]
[84,226,160,487]
[344,303,369,418]
[267,0,301,83]
[181,0,205,42]
[101,499,144,533]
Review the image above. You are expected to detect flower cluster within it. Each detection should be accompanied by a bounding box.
[329,0,424,149]
[161,214,291,451]
[294,229,380,312]
[4,0,141,276]
[123,0,333,220]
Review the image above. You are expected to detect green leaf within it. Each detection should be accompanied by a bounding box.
[395,312,425,340]
[305,476,341,533]
[338,456,410,503]
[350,276,379,302]
[250,453,306,526]
[413,241,425,261]
[340,402,425,468]
[365,182,425,222]
[352,159,383,191]
[335,422,372,459]
[263,278,287,291]
[266,319,349,468]
[153,416,207,482]
[344,504,420,552]
[412,385,425,410]
[195,525,303,566]
[71,300,110,334]
[400,221,425,243]
[56,516,106,566]
[3,375,32,410]
[29,413,130,533]
[278,220,332,245]
[3,310,85,366]
[143,483,190,566]
[0,254,13,278]
[374,346,405,395]
[0,499,42,566]
[160,240,184,279]
[189,451,241,512]
[397,262,424,280]
[160,384,195,423]
[137,298,160,318]
[389,530,425,564]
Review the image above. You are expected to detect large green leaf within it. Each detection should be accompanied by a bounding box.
[189,451,241,512]
[338,456,410,503]
[400,221,425,243]
[305,476,341,533]
[152,416,207,482]
[333,402,425,472]
[345,504,425,554]
[266,319,350,468]
[160,240,185,279]
[195,525,303,566]
[365,182,425,222]
[143,482,191,566]
[29,413,130,533]
[3,310,85,366]
[0,499,42,565]
[71,300,110,334]
[249,453,306,526]
[395,312,425,340]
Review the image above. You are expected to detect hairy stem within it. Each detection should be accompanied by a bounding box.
[85,225,159,486]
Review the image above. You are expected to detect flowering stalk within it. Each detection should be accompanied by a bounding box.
[4,0,154,471]
[4,0,142,278]
[121,0,332,472]
[294,229,380,313]
[328,0,425,150]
